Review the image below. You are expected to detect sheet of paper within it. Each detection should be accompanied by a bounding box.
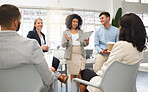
[77,31,93,42]
[44,52,53,68]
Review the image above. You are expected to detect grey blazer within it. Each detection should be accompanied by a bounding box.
[0,31,56,92]
[61,29,89,59]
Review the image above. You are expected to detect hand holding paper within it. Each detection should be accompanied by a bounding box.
[84,38,89,44]
[76,31,93,42]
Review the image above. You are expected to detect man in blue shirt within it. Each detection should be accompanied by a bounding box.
[94,12,119,72]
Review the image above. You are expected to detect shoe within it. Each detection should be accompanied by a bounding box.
[58,74,68,84]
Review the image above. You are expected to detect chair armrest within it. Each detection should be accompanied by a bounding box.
[71,78,100,92]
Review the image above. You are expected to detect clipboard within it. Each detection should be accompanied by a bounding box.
[76,31,93,42]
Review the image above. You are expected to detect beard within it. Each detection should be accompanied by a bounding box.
[16,22,20,32]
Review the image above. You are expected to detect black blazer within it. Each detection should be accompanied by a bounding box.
[27,29,47,52]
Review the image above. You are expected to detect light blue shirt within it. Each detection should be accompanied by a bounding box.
[94,25,119,56]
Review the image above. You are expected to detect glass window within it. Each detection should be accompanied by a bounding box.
[136,13,148,36]
[136,13,143,19]
[146,28,148,35]
[136,13,148,27]
[85,12,94,24]
[19,9,47,37]
[19,8,101,49]
[125,0,139,2]
[141,0,148,3]
[143,14,148,26]
[48,24,62,49]
[95,12,101,25]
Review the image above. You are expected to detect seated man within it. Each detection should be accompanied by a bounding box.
[0,4,68,92]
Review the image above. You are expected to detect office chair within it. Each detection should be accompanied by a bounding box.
[0,64,58,92]
[72,60,140,92]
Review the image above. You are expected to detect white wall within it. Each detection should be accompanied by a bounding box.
[0,0,123,19]
[123,2,148,14]
[2,0,148,19]
[0,0,109,11]
[112,0,122,17]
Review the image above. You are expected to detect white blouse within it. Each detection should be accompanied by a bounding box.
[40,36,45,46]
[71,33,80,45]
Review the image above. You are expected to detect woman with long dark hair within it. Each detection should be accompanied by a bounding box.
[78,13,148,92]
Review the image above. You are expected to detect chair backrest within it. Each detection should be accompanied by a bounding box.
[99,61,140,92]
[0,64,44,92]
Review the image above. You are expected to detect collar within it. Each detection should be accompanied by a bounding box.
[0,30,19,37]
[103,25,112,30]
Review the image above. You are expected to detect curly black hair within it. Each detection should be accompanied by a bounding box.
[119,13,148,52]
[65,14,82,30]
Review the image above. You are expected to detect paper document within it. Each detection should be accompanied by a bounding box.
[44,52,53,68]
[77,31,93,42]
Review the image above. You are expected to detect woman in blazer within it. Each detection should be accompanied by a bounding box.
[61,14,89,81]
[27,18,60,71]
[78,13,148,92]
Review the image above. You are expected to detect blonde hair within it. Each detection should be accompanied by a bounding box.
[33,18,43,30]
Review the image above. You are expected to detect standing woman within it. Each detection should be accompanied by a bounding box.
[27,18,60,71]
[62,14,89,81]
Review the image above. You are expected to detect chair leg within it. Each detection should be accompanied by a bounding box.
[78,70,87,92]
[58,64,68,92]
[65,64,68,92]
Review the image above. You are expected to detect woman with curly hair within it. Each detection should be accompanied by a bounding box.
[62,14,89,81]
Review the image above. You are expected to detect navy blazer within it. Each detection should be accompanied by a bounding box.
[27,29,47,52]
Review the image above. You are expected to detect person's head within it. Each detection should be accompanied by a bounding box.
[119,13,147,52]
[33,18,43,31]
[99,12,110,26]
[0,4,21,31]
[65,14,82,30]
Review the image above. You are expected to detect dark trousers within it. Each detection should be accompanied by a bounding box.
[80,69,98,92]
[52,56,60,70]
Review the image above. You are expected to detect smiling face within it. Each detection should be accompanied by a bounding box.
[100,14,110,26]
[34,19,43,31]
[71,18,78,29]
